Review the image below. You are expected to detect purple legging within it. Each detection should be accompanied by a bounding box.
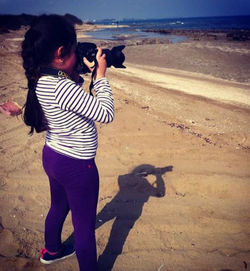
[42,144,99,271]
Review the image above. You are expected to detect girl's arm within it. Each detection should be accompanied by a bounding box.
[54,77,114,124]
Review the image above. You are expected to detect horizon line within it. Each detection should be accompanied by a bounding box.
[0,13,250,21]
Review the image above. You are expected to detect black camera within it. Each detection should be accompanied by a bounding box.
[75,42,126,74]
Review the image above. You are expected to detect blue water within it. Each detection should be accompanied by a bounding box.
[85,26,186,43]
[85,15,250,42]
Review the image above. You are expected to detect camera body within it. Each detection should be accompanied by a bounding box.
[75,42,126,74]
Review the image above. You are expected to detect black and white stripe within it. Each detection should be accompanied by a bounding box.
[36,76,114,159]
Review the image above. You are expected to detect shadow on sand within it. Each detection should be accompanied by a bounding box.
[96,164,173,271]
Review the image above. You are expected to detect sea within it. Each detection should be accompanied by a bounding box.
[85,15,250,43]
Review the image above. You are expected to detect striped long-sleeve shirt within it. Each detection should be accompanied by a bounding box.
[36,76,114,159]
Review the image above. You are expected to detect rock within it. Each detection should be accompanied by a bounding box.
[0,229,19,257]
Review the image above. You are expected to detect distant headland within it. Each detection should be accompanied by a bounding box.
[0,13,83,33]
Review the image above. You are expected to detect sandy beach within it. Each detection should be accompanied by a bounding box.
[0,25,250,271]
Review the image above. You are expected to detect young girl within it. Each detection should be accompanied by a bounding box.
[21,15,114,271]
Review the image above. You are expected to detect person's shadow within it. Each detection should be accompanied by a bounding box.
[96,164,173,271]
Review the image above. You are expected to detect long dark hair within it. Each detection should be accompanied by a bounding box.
[21,14,76,135]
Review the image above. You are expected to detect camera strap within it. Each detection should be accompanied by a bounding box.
[40,67,70,79]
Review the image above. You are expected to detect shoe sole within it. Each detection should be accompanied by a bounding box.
[40,251,76,264]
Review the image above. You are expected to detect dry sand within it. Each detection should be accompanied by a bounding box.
[0,26,250,271]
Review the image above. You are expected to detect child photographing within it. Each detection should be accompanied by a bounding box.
[21,14,114,271]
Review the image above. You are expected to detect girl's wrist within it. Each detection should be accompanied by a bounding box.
[95,73,105,80]
[95,69,106,80]
[93,76,107,84]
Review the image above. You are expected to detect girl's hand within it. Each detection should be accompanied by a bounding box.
[83,58,95,73]
[0,101,22,116]
[83,47,107,80]
[95,47,107,79]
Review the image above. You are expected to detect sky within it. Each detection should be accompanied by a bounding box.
[1,0,250,21]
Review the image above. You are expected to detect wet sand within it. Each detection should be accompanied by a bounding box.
[0,25,250,271]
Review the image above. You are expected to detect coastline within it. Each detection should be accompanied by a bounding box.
[143,28,250,41]
[75,23,130,39]
[0,24,250,271]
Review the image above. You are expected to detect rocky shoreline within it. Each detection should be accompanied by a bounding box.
[143,28,250,41]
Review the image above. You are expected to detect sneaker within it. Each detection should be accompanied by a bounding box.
[40,245,75,264]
